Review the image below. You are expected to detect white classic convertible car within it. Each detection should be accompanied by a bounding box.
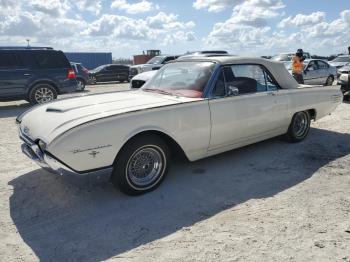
[17,57,343,195]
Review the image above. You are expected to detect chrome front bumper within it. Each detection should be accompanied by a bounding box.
[21,142,78,176]
[20,133,112,177]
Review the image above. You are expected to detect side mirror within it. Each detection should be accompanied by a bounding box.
[227,86,239,96]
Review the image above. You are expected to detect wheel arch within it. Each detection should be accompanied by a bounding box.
[306,108,316,120]
[28,80,59,95]
[115,129,189,164]
[76,77,86,84]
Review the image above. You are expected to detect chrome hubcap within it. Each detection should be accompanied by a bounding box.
[35,87,54,103]
[126,146,164,188]
[293,113,308,137]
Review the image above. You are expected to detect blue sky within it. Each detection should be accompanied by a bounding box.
[0,0,349,58]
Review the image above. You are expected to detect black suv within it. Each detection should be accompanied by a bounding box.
[0,47,77,104]
[89,64,130,84]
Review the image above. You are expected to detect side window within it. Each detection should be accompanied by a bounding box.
[264,72,278,91]
[0,51,20,69]
[230,65,267,93]
[211,64,279,97]
[212,70,226,97]
[163,56,175,63]
[318,61,329,69]
[34,51,69,69]
[307,61,318,70]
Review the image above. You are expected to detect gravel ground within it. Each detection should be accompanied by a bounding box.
[0,83,349,262]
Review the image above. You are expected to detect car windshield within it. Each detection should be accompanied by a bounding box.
[142,62,215,98]
[272,54,292,61]
[147,56,165,65]
[332,56,350,62]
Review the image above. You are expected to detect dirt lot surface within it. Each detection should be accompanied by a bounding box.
[0,83,349,262]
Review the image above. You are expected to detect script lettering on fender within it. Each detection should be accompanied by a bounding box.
[71,144,112,154]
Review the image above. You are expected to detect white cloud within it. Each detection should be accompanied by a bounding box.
[29,0,69,17]
[193,0,244,12]
[111,0,158,14]
[278,12,325,28]
[74,0,102,15]
[205,4,350,56]
[204,0,284,50]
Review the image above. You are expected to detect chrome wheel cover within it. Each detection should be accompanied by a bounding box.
[35,87,54,103]
[126,145,165,189]
[292,112,308,138]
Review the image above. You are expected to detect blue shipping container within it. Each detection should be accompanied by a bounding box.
[64,52,112,70]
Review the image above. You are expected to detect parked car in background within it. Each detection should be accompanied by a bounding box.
[130,52,231,89]
[18,57,342,195]
[129,55,179,80]
[89,64,129,84]
[130,70,157,89]
[285,59,336,86]
[328,55,350,69]
[0,47,77,105]
[70,62,89,91]
[337,65,350,99]
[272,52,311,62]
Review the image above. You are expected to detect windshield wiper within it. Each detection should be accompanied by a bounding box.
[143,88,174,96]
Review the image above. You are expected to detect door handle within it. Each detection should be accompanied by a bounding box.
[24,73,31,76]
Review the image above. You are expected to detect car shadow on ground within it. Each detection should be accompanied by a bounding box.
[8,128,350,261]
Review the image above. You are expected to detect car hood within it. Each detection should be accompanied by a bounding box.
[132,70,157,81]
[131,64,158,69]
[18,91,201,144]
[339,65,350,72]
[329,61,349,68]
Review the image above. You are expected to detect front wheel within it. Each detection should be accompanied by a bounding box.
[285,111,311,143]
[325,75,334,86]
[111,134,170,195]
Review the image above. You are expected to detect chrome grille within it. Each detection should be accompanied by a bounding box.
[130,68,138,76]
[131,80,145,89]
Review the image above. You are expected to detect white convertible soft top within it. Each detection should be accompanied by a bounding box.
[177,56,300,89]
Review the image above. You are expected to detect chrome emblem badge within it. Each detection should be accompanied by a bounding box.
[89,151,100,158]
[23,126,30,134]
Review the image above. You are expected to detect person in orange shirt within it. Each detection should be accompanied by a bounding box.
[292,49,305,84]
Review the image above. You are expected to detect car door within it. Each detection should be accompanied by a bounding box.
[317,60,331,84]
[303,61,320,85]
[94,66,108,82]
[113,65,127,81]
[208,65,289,153]
[0,50,30,97]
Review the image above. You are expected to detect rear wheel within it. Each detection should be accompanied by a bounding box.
[285,111,311,143]
[325,75,334,86]
[111,134,170,195]
[76,78,86,91]
[28,84,57,105]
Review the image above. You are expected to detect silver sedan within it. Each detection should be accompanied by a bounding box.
[286,59,337,85]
